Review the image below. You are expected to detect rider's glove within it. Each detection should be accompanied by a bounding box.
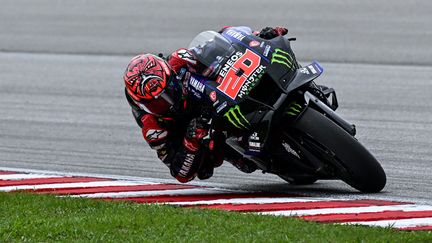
[274,26,288,36]
[258,26,288,39]
[183,117,209,153]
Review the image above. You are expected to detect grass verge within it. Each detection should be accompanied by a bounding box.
[0,192,431,242]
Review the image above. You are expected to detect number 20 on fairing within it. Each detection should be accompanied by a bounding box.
[217,50,261,100]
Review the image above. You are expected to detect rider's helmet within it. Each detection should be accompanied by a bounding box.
[124,54,180,116]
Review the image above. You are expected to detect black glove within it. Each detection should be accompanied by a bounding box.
[183,117,209,152]
[258,27,288,39]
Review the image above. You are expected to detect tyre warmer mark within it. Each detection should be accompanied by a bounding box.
[0,170,431,231]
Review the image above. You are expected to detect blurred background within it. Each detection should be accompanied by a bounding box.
[0,0,431,202]
[1,0,431,64]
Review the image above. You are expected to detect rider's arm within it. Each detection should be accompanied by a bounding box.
[166,118,209,183]
[218,26,288,39]
[125,89,171,163]
[166,48,198,73]
[138,110,208,183]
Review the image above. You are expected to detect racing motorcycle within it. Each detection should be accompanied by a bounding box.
[184,27,386,193]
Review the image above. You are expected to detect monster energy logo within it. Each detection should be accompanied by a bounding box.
[224,105,250,129]
[285,102,303,116]
[271,48,295,70]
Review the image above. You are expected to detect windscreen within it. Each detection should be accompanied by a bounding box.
[188,31,236,73]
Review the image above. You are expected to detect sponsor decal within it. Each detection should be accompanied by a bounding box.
[313,61,323,73]
[271,48,295,70]
[249,40,260,47]
[176,49,197,65]
[259,41,265,48]
[225,29,246,41]
[285,102,303,117]
[224,105,250,129]
[216,101,227,113]
[299,67,309,74]
[219,51,243,78]
[189,76,205,93]
[237,65,266,99]
[248,132,261,152]
[307,64,317,74]
[282,142,300,158]
[146,129,168,141]
[178,152,196,176]
[209,91,217,102]
[217,50,262,100]
[263,45,271,57]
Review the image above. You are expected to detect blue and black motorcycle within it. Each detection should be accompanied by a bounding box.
[184,27,386,193]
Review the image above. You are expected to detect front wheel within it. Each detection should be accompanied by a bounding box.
[286,108,386,192]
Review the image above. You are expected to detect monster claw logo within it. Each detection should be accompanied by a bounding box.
[224,105,250,129]
[285,102,303,116]
[271,48,295,70]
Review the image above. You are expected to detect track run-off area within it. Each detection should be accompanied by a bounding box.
[1,168,432,231]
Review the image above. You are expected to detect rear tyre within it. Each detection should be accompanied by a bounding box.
[288,108,386,192]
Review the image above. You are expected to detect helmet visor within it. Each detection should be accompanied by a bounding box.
[135,91,174,116]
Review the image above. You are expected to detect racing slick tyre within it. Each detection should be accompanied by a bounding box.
[288,107,386,193]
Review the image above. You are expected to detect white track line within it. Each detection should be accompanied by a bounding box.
[69,188,234,199]
[259,204,431,217]
[0,173,63,180]
[342,217,432,228]
[0,180,156,192]
[0,166,233,189]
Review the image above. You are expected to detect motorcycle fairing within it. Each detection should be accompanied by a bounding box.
[187,28,305,131]
[286,61,324,93]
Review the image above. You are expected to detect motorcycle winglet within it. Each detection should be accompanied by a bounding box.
[286,61,324,94]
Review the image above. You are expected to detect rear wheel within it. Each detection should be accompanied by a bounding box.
[286,108,386,192]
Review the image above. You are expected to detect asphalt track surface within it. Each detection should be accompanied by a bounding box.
[0,1,431,204]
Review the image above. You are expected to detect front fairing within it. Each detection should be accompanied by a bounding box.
[185,28,302,132]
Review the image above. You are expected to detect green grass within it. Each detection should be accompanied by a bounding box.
[0,192,431,242]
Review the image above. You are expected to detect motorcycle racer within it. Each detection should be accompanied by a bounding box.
[123,26,288,183]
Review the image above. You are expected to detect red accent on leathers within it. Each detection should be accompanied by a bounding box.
[183,138,199,152]
[141,114,168,147]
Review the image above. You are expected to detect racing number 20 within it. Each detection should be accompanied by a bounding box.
[217,49,261,100]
